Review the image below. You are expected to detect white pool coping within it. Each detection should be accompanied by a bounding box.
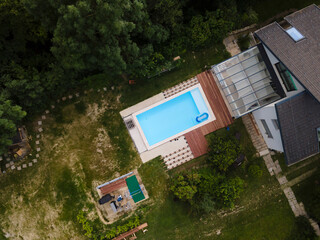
[131,83,215,151]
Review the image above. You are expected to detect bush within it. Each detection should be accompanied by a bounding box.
[248,164,263,178]
[215,176,244,208]
[237,34,251,51]
[170,172,201,203]
[207,134,240,172]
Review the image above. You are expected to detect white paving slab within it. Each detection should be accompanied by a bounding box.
[140,136,188,163]
[120,93,165,117]
[28,162,33,167]
[36,148,41,152]
[38,128,43,132]
[38,121,42,126]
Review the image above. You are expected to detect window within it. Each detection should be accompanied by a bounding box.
[272,119,279,130]
[286,27,304,42]
[261,119,273,138]
[275,62,297,92]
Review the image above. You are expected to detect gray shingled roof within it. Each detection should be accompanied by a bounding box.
[276,92,320,165]
[255,4,320,102]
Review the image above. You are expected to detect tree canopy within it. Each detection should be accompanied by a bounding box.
[0,97,26,155]
[207,134,240,172]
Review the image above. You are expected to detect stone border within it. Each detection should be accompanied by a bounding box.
[1,86,112,175]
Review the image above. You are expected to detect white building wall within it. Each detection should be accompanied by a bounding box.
[264,47,305,97]
[252,106,283,152]
[251,45,305,152]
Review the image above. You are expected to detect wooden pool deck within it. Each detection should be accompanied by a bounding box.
[184,70,233,158]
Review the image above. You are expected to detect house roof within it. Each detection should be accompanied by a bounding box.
[255,4,320,102]
[276,92,320,165]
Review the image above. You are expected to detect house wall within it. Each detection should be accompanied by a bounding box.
[252,106,284,152]
[252,44,305,152]
[264,46,305,97]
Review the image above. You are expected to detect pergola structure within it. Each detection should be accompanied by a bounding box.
[112,223,148,240]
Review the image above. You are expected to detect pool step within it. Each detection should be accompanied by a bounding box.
[163,77,199,98]
[163,143,195,170]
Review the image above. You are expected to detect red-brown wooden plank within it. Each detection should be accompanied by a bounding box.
[184,70,233,158]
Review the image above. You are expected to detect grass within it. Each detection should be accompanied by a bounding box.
[292,168,320,226]
[253,0,320,23]
[272,152,320,180]
[293,169,320,205]
[121,44,230,107]
[132,117,296,240]
[136,154,295,240]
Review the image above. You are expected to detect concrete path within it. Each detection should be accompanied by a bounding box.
[282,168,318,189]
[224,36,320,235]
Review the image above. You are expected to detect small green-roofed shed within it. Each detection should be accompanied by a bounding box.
[126,175,145,203]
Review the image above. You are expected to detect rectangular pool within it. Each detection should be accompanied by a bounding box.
[136,87,212,147]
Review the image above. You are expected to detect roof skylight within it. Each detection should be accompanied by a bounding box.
[286,27,304,41]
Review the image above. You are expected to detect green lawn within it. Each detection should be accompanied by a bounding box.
[272,152,320,180]
[135,119,296,240]
[136,154,295,240]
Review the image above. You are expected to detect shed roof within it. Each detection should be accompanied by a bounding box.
[276,92,320,165]
[255,4,320,102]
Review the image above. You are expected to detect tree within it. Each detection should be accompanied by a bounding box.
[207,134,240,172]
[215,176,244,208]
[189,9,234,48]
[0,0,48,68]
[25,0,168,77]
[0,97,26,155]
[0,63,46,112]
[146,0,184,31]
[170,172,201,203]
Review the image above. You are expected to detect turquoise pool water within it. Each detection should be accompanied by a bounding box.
[136,88,210,146]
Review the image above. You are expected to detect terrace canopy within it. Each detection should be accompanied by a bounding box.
[212,45,282,117]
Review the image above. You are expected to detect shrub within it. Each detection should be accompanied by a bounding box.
[237,34,251,51]
[248,164,263,178]
[207,134,240,172]
[215,176,244,208]
[170,172,201,203]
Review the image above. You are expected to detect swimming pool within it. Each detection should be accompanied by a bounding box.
[135,86,213,147]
